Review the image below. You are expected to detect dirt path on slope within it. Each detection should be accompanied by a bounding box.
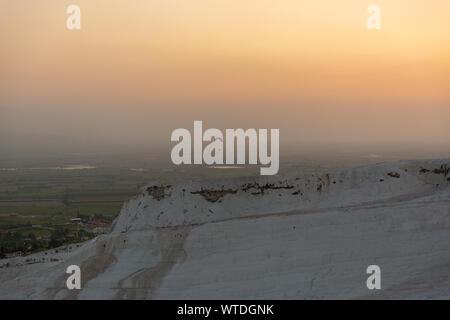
[114,227,191,299]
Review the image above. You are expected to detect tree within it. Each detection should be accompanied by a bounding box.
[62,188,70,207]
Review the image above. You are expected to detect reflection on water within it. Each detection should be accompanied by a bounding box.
[210,166,246,169]
[60,165,96,170]
[0,165,96,171]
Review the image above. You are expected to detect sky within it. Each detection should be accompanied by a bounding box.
[1,0,449,159]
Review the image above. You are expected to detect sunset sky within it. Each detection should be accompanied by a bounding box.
[1,0,449,156]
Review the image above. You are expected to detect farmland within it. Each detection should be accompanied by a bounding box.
[0,166,159,257]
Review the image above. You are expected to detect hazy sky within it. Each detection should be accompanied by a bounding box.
[1,0,449,158]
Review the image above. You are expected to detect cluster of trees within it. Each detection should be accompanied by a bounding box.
[0,228,94,259]
[0,232,45,257]
[48,228,69,248]
[49,228,92,248]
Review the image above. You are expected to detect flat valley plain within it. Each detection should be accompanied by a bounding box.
[0,167,148,255]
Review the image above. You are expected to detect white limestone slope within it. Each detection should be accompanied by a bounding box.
[0,159,449,299]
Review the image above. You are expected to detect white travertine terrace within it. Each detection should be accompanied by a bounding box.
[1,159,449,299]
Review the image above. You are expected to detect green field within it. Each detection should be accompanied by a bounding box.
[0,167,158,202]
[0,167,161,257]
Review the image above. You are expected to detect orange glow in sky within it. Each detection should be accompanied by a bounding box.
[1,0,449,150]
